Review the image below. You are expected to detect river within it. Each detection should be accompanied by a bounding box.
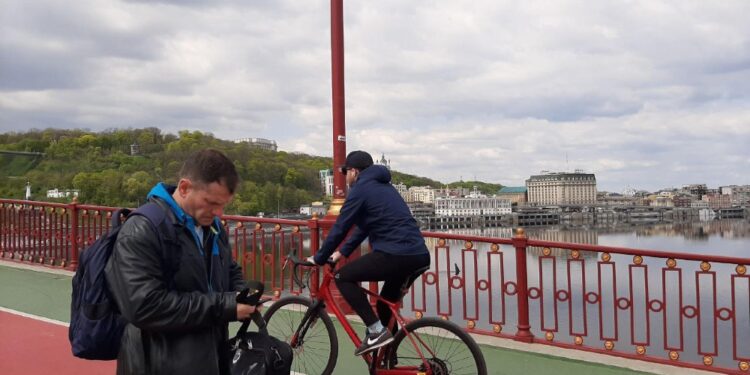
[442,218,750,258]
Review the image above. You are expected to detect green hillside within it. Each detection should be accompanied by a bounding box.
[0,128,492,215]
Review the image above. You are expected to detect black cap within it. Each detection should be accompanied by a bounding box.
[339,150,373,174]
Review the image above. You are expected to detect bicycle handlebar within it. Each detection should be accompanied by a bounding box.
[284,253,337,289]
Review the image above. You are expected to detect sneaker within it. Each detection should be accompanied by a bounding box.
[354,328,394,356]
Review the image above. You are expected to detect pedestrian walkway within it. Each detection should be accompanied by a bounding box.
[0,261,716,375]
[0,308,115,375]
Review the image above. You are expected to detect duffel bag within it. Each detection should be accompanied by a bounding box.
[229,283,292,375]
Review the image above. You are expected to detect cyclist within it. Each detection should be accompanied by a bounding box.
[307,150,431,356]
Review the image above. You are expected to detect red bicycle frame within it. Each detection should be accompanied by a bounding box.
[306,263,437,374]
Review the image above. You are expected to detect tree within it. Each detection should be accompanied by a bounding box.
[72,172,101,203]
[124,171,156,205]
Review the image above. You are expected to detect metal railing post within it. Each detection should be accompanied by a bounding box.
[308,215,320,297]
[67,197,79,271]
[512,227,534,342]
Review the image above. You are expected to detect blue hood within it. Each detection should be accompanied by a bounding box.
[147,183,190,225]
[146,183,220,257]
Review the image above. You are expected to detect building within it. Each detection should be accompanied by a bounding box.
[683,184,708,197]
[319,169,334,197]
[597,192,637,207]
[434,196,512,216]
[392,182,409,202]
[703,194,732,210]
[526,171,597,206]
[720,185,750,206]
[300,202,327,216]
[375,153,391,170]
[406,202,435,224]
[672,195,693,207]
[408,186,436,203]
[235,138,278,151]
[648,195,674,207]
[497,186,527,205]
[434,187,470,199]
[393,182,407,194]
[130,142,140,156]
[47,188,79,199]
[691,201,709,209]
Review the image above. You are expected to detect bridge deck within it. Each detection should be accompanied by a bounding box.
[0,261,715,375]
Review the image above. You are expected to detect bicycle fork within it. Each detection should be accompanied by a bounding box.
[290,299,325,348]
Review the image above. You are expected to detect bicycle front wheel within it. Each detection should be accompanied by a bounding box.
[263,296,338,375]
[385,317,487,375]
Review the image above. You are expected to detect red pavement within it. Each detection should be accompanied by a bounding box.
[0,310,116,375]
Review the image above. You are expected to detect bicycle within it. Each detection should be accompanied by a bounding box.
[262,254,487,375]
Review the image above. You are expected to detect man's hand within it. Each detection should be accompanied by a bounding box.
[236,303,257,321]
[307,251,342,265]
[329,251,343,263]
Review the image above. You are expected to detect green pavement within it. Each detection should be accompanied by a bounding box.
[1,264,651,375]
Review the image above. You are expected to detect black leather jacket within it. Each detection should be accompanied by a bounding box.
[105,196,246,375]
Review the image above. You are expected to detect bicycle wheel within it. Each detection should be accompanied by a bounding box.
[384,317,487,375]
[263,296,338,375]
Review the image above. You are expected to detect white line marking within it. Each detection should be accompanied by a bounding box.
[0,306,69,327]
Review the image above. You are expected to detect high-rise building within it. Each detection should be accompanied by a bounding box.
[526,171,597,206]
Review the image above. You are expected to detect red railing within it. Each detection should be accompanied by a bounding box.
[1,199,748,373]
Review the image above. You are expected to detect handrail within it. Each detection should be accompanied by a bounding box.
[527,238,750,264]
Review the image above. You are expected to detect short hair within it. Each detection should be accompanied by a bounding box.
[179,149,239,194]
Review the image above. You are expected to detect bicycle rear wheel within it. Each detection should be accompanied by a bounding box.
[263,296,338,375]
[384,317,487,375]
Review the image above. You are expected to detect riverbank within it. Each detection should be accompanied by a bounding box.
[419,206,749,230]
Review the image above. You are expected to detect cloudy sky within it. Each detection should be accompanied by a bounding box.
[1,0,748,192]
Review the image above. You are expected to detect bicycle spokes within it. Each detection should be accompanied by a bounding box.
[386,319,485,375]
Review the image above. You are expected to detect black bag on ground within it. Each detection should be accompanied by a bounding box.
[229,282,293,375]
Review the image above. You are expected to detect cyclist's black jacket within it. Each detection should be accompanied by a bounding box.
[314,164,428,264]
[105,183,246,375]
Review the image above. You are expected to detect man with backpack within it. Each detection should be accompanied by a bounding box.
[105,149,256,375]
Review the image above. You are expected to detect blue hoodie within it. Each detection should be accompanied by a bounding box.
[314,165,428,264]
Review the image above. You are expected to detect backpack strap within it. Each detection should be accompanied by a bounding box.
[129,202,180,287]
[111,208,132,229]
[132,202,175,242]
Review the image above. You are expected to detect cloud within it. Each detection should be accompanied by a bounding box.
[1,0,749,192]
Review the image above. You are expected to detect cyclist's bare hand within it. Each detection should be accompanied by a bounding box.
[306,251,342,266]
[329,251,343,263]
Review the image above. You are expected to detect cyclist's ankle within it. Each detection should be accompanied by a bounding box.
[367,321,385,334]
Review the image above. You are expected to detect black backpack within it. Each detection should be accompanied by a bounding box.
[229,282,293,375]
[69,202,175,360]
